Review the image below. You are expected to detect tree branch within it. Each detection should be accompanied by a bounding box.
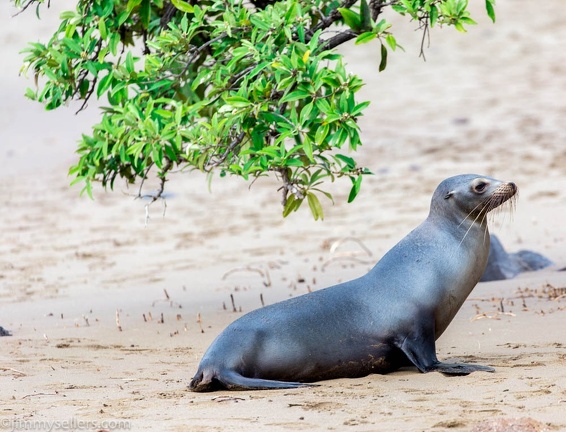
[370,0,395,21]
[160,1,177,29]
[205,131,246,170]
[320,30,358,51]
[309,0,358,35]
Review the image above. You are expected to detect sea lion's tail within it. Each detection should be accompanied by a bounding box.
[189,368,313,392]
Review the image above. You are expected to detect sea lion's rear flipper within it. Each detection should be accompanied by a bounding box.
[189,369,315,392]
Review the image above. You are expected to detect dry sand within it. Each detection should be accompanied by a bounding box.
[1,1,565,431]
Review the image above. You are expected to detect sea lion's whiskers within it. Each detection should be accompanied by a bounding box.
[459,188,507,246]
[481,212,491,245]
[458,203,483,246]
[457,200,485,229]
[487,190,517,227]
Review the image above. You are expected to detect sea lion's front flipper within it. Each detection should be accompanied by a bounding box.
[429,362,495,375]
[398,326,439,373]
[398,330,495,375]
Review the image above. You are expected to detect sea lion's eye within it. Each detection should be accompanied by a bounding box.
[472,180,489,194]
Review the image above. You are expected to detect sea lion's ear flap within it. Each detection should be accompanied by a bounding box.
[444,191,454,200]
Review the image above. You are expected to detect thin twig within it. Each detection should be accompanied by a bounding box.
[115,309,123,332]
[205,131,246,170]
[0,367,27,377]
[418,17,430,61]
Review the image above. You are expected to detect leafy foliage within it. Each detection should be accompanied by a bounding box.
[16,0,496,220]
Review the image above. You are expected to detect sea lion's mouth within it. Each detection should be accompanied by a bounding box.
[481,181,518,214]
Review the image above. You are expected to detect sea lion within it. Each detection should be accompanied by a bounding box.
[189,174,517,392]
[480,235,553,282]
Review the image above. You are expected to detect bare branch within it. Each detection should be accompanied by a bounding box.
[418,16,430,60]
[12,0,50,17]
[320,30,358,51]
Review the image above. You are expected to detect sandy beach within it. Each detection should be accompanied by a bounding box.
[1,1,565,431]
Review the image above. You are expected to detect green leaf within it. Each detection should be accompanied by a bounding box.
[360,0,372,31]
[379,43,388,72]
[127,0,142,12]
[225,96,251,108]
[171,0,194,13]
[485,0,496,23]
[280,90,310,104]
[391,4,407,14]
[338,8,362,32]
[59,10,77,20]
[24,87,36,100]
[96,73,113,98]
[385,34,397,51]
[355,32,377,45]
[250,15,271,31]
[283,194,302,217]
[62,38,83,55]
[459,17,477,25]
[335,154,356,170]
[454,22,466,32]
[314,98,330,113]
[351,100,370,116]
[348,175,363,203]
[125,51,135,73]
[284,1,299,24]
[299,102,314,125]
[98,18,107,39]
[374,18,391,33]
[285,158,305,167]
[307,192,324,221]
[314,123,329,144]
[140,0,151,29]
[429,5,438,27]
[117,10,131,26]
[303,136,314,161]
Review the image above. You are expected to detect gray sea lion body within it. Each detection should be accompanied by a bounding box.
[481,235,553,282]
[190,174,517,391]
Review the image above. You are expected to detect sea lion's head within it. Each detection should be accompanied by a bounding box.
[430,174,518,222]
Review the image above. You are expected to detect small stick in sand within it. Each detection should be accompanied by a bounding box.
[116,309,123,332]
[197,313,204,333]
[230,294,237,312]
[0,367,26,377]
[260,293,265,307]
